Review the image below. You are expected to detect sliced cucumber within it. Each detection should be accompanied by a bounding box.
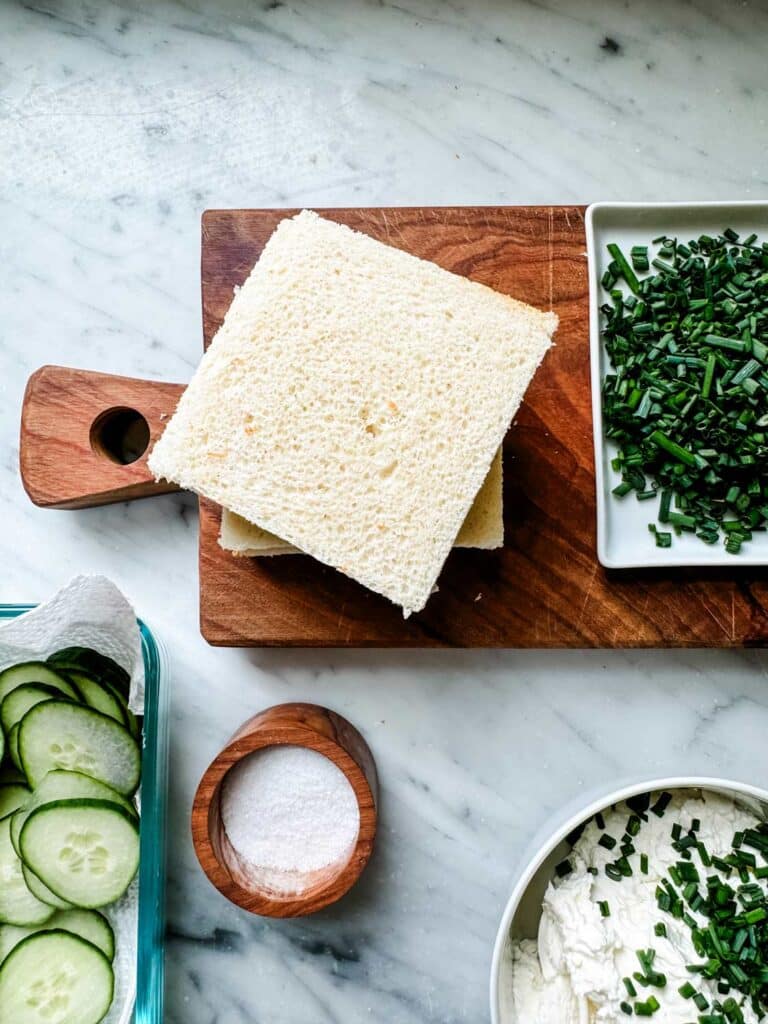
[0,784,29,821]
[64,672,126,727]
[0,909,115,964]
[125,709,140,740]
[1,683,71,735]
[47,647,130,700]
[102,679,140,739]
[8,724,22,771]
[22,863,72,910]
[0,923,33,962]
[0,929,114,1024]
[0,663,79,704]
[52,909,115,962]
[0,817,53,926]
[19,702,140,795]
[8,809,23,858]
[10,770,137,858]
[20,799,139,909]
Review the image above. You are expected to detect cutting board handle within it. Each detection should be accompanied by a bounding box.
[20,365,185,509]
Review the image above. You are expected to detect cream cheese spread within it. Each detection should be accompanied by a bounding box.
[507,790,767,1023]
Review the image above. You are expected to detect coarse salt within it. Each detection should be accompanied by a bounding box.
[220,744,360,895]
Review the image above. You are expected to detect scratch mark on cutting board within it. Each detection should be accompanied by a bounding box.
[576,564,598,626]
[699,598,731,642]
[336,601,348,633]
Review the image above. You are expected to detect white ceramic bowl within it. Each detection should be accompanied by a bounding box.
[586,200,768,568]
[489,775,768,1024]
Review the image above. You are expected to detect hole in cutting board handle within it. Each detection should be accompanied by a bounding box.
[90,407,150,465]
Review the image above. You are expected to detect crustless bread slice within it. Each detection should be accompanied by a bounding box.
[149,211,556,614]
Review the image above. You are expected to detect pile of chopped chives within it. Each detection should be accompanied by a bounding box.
[600,229,768,553]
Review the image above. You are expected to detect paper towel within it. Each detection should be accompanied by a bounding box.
[0,575,146,1024]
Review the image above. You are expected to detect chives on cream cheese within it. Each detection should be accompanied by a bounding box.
[507,790,768,1023]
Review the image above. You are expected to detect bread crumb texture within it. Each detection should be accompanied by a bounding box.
[219,446,505,556]
[149,210,557,614]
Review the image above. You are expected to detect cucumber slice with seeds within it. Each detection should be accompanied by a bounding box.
[0,663,79,705]
[19,702,140,795]
[0,783,29,821]
[0,929,114,1024]
[1,683,72,735]
[63,672,127,727]
[10,770,137,859]
[20,799,139,909]
[0,909,114,963]
[0,817,53,926]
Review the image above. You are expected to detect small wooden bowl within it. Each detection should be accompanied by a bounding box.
[191,702,378,917]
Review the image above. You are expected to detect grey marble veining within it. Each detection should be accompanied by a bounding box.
[1,1,768,1021]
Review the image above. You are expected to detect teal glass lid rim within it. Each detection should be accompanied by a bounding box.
[0,605,169,1024]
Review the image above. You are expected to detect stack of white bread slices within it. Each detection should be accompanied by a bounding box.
[149,210,558,616]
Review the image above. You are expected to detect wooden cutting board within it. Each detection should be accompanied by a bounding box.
[21,207,768,647]
[197,207,768,647]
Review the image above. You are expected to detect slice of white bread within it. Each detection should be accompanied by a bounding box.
[149,210,557,614]
[219,447,504,556]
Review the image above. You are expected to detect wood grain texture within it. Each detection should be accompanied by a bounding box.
[199,207,768,647]
[20,365,184,508]
[191,702,378,918]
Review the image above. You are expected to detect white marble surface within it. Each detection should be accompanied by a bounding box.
[1,1,768,1021]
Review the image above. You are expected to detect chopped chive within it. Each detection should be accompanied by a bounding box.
[555,859,573,878]
[705,334,748,352]
[599,900,611,917]
[634,994,660,1015]
[650,526,672,547]
[650,430,698,468]
[607,243,642,295]
[652,793,673,818]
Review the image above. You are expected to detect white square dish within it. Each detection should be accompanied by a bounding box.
[586,200,768,568]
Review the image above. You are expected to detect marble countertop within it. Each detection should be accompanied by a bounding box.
[2,1,768,1021]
